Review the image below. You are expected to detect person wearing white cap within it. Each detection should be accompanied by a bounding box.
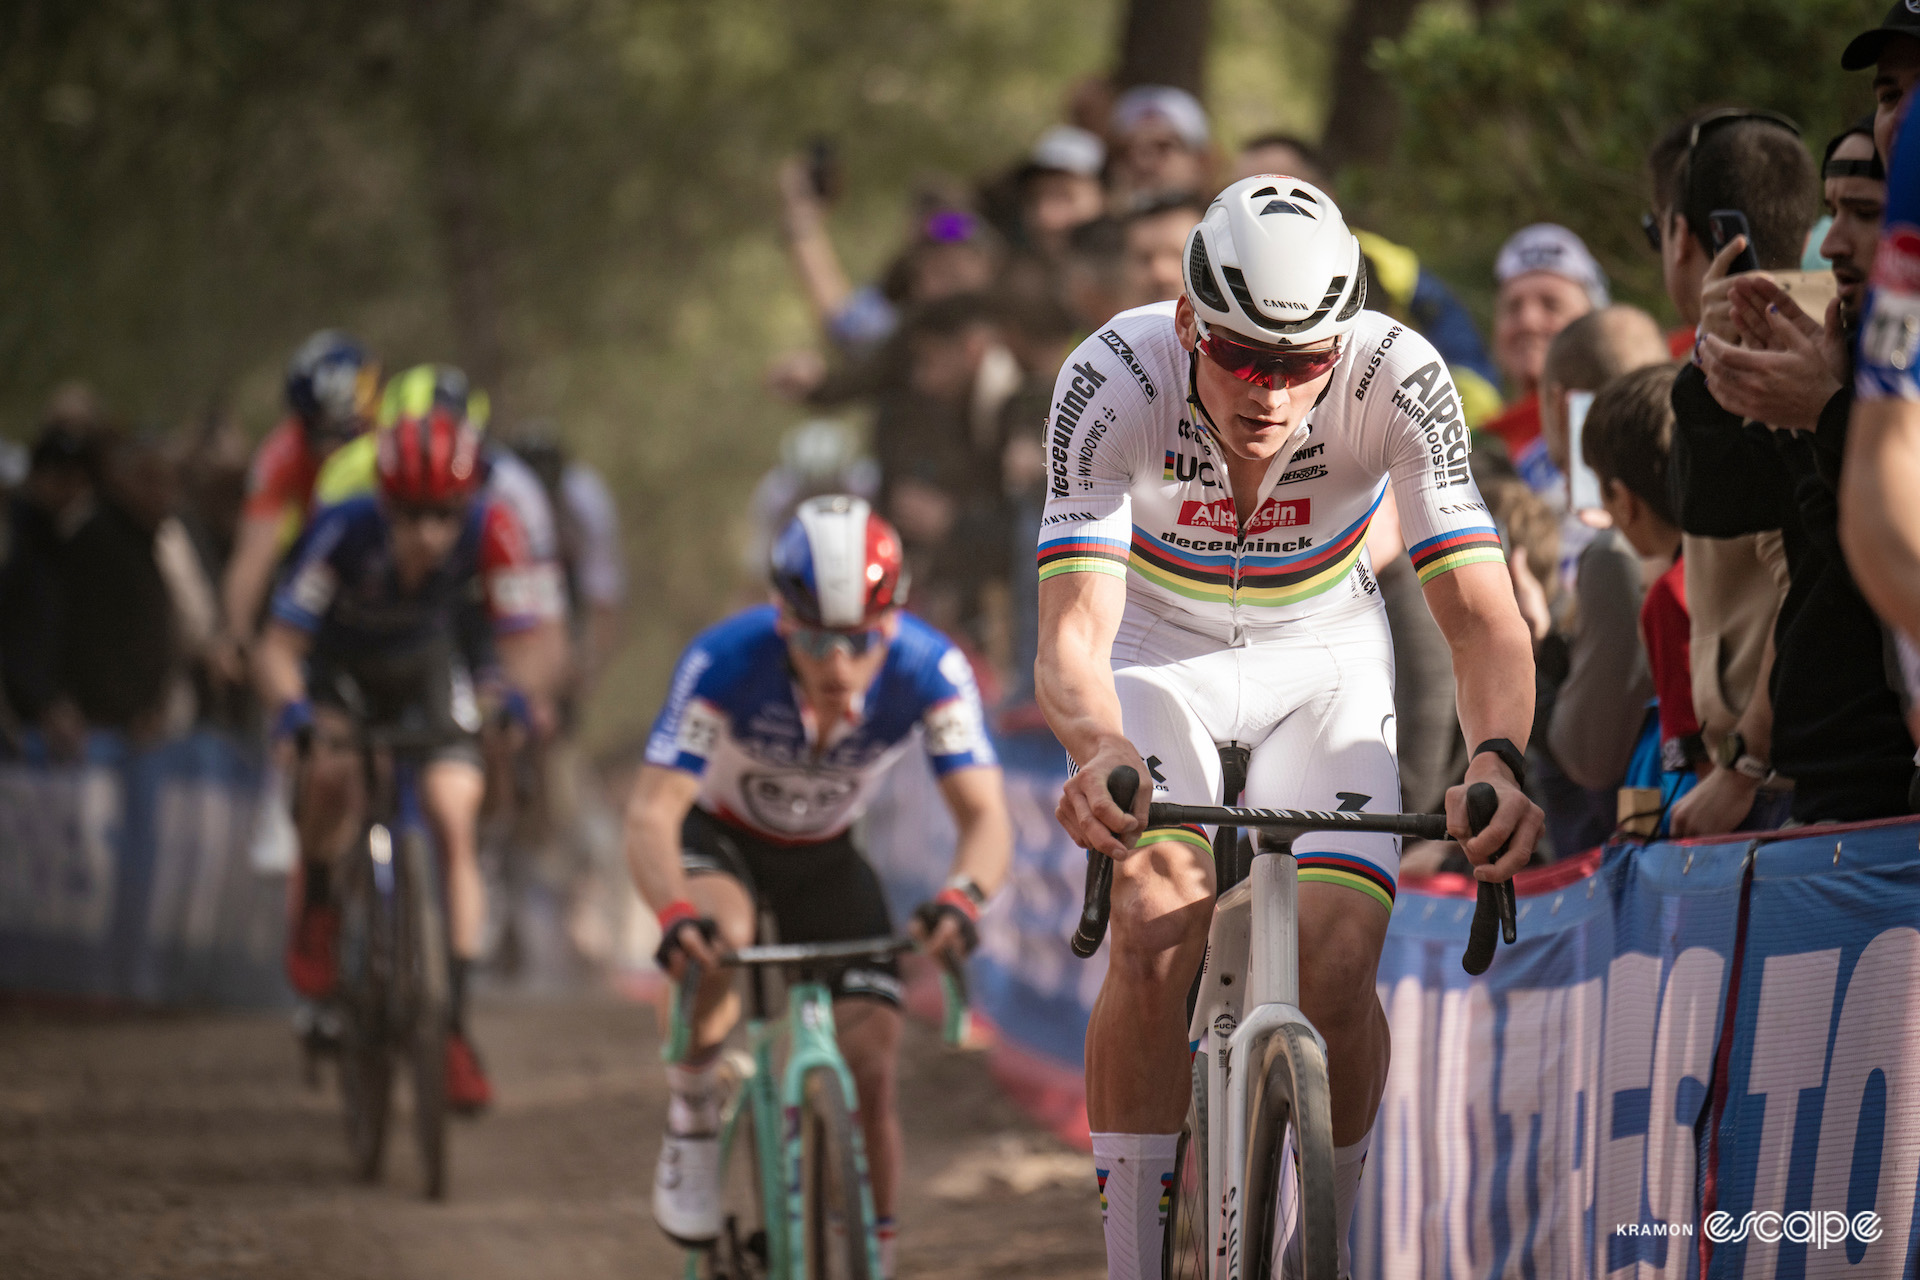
[1109,83,1214,206]
[1481,223,1609,477]
[1017,124,1108,259]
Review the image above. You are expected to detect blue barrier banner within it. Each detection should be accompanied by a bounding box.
[0,732,289,1006]
[1704,823,1920,1280]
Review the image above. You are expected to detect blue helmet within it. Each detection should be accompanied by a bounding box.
[770,495,907,628]
[285,330,380,439]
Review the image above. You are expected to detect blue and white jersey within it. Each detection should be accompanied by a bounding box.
[1859,111,1920,400]
[644,605,998,843]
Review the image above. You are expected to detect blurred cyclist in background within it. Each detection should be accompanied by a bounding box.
[255,401,567,1111]
[213,331,379,686]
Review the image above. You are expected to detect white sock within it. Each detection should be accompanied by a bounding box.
[1331,1132,1371,1279]
[666,1060,721,1134]
[1092,1132,1179,1280]
[875,1217,896,1280]
[1278,1130,1369,1279]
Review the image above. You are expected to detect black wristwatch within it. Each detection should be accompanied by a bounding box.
[1473,738,1528,789]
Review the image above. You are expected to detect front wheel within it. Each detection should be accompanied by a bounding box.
[398,827,451,1200]
[798,1066,873,1280]
[1164,1053,1211,1280]
[336,837,393,1182]
[1244,1023,1337,1280]
[701,1061,770,1280]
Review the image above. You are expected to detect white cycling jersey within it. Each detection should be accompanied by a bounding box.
[1037,303,1504,645]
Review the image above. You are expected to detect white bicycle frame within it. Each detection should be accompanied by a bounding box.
[1187,840,1324,1280]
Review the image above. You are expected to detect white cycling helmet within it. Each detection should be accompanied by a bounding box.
[1181,175,1367,346]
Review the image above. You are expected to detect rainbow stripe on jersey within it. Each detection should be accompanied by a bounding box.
[1037,533,1130,582]
[1127,486,1383,609]
[1408,525,1504,584]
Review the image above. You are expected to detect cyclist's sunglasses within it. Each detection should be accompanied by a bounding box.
[1641,107,1801,253]
[1195,319,1342,390]
[390,500,467,526]
[789,625,886,660]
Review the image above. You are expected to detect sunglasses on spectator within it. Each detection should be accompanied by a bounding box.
[1641,107,1801,253]
[789,625,886,660]
[1195,318,1343,389]
[390,500,467,526]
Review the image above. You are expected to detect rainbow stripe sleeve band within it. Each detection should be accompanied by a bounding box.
[1408,525,1505,584]
[1037,532,1130,581]
[1296,852,1395,912]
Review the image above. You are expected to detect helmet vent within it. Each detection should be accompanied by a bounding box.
[1187,234,1230,313]
[1259,199,1315,218]
[1249,185,1279,199]
[1223,266,1349,336]
[1336,267,1367,321]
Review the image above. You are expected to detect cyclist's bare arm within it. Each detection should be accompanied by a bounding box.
[216,513,286,670]
[1036,572,1149,858]
[495,618,570,731]
[1842,399,1920,642]
[1419,559,1543,878]
[915,765,1015,957]
[252,618,311,716]
[622,764,723,972]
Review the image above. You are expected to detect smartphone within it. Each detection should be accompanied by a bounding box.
[1564,389,1604,513]
[1708,209,1761,274]
[807,136,842,203]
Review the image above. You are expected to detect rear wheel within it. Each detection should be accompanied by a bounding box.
[1244,1024,1337,1280]
[1164,1054,1211,1280]
[799,1065,872,1280]
[398,827,451,1200]
[336,836,393,1182]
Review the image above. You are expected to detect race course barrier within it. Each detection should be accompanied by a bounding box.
[0,732,289,1006]
[865,741,1920,1278]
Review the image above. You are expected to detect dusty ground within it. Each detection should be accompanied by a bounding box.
[0,992,1103,1279]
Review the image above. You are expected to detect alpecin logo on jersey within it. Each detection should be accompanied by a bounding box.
[1048,360,1110,496]
[1177,496,1309,534]
[1098,328,1157,401]
[1393,360,1470,488]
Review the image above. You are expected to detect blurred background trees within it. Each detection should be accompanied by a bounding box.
[0,0,1883,749]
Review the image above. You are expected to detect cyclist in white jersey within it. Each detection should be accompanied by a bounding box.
[1035,175,1545,1280]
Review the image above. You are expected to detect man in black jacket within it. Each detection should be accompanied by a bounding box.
[0,422,95,759]
[1673,119,1916,821]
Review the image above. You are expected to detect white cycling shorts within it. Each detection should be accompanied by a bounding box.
[1111,594,1401,913]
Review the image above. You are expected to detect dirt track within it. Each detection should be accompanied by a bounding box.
[0,992,1103,1279]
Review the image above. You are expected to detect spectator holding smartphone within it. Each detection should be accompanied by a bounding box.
[1672,116,1917,823]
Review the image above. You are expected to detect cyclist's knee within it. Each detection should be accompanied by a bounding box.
[1296,890,1388,1028]
[836,1002,901,1097]
[686,873,754,949]
[1107,841,1212,983]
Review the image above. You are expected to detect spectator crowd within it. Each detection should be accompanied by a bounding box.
[757,3,1920,862]
[9,5,1920,865]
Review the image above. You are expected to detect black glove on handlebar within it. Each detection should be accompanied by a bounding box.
[911,897,981,958]
[654,916,720,972]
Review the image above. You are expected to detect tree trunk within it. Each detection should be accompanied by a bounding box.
[405,0,510,399]
[1113,0,1214,97]
[1319,0,1427,172]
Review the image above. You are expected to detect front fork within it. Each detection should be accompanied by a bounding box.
[781,986,883,1280]
[1190,848,1325,1280]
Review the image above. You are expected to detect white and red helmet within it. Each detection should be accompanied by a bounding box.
[770,495,907,628]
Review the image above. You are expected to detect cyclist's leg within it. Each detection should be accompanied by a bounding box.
[421,756,486,1011]
[285,690,364,998]
[1091,663,1222,1280]
[653,813,758,1244]
[1241,617,1399,1275]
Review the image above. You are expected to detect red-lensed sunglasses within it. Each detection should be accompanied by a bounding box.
[1195,319,1343,389]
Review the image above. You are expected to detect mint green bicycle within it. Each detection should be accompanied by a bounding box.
[663,936,970,1280]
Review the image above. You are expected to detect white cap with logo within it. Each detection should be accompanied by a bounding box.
[1495,223,1611,307]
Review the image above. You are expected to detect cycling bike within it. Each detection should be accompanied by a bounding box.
[1072,765,1514,1280]
[663,935,971,1280]
[307,713,457,1201]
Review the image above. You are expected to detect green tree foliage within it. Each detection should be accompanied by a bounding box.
[1356,0,1887,327]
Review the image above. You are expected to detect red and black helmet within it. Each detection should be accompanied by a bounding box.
[376,407,482,505]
